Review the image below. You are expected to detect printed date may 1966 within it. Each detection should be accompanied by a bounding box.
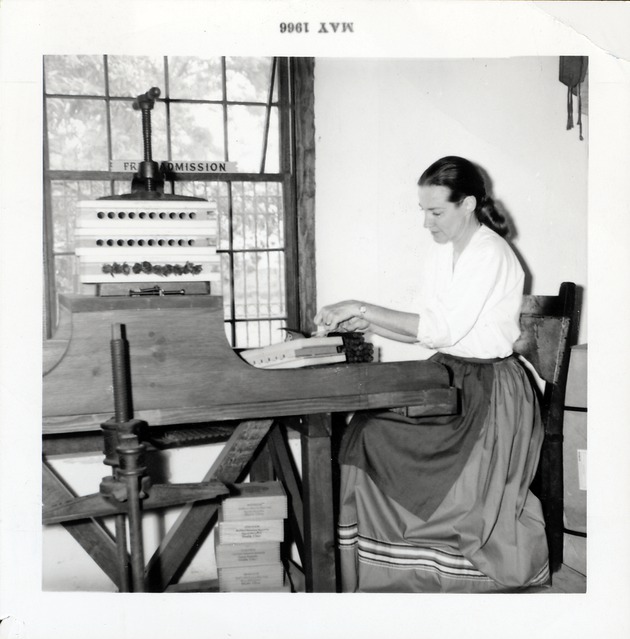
[280,22,354,34]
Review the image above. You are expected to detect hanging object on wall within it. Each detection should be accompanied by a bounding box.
[559,56,588,141]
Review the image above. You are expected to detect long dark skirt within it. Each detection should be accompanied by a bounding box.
[337,353,550,593]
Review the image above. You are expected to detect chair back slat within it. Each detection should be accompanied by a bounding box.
[514,316,571,384]
[520,295,562,316]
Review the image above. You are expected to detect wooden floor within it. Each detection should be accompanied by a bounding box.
[523,564,586,594]
[286,562,588,594]
[282,561,587,594]
[169,563,586,594]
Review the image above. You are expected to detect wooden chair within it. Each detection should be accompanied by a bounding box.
[514,281,580,573]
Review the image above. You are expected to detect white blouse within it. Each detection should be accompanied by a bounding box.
[416,224,524,358]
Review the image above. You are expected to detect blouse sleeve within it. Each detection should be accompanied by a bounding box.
[416,237,508,349]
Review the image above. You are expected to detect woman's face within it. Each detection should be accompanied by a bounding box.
[418,185,473,244]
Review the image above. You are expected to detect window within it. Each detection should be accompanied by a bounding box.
[43,55,315,348]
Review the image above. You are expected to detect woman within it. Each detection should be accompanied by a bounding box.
[314,156,549,593]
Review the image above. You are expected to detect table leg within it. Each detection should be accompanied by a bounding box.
[300,413,337,593]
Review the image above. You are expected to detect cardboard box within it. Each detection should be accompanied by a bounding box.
[221,481,288,521]
[215,541,281,568]
[218,564,285,592]
[563,411,587,532]
[565,344,587,408]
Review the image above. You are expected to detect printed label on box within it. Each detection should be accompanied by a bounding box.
[577,449,587,491]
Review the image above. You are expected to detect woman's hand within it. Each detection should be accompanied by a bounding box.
[315,300,419,342]
[338,317,370,332]
[314,300,365,332]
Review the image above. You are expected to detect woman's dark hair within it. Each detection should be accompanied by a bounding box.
[418,156,509,237]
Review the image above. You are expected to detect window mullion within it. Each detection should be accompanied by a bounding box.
[260,57,278,174]
[221,57,237,345]
[221,57,229,164]
[278,58,299,331]
[164,55,174,196]
[42,62,56,338]
[289,57,316,334]
[103,55,115,197]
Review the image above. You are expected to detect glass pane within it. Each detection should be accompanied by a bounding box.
[264,107,280,173]
[227,105,268,172]
[169,57,223,100]
[231,183,247,251]
[256,182,283,248]
[175,180,228,202]
[217,201,232,252]
[259,250,286,317]
[108,56,165,98]
[170,103,224,161]
[268,319,287,345]
[232,252,249,318]
[220,253,233,319]
[224,322,234,347]
[111,100,168,163]
[233,319,286,349]
[46,98,108,170]
[44,55,105,95]
[234,322,250,348]
[174,181,229,248]
[231,182,284,250]
[226,57,274,102]
[271,61,278,103]
[51,181,110,252]
[232,250,285,320]
[54,254,80,295]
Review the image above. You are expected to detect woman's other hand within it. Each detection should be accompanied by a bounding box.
[314,300,364,332]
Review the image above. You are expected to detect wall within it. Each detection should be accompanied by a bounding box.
[314,57,588,361]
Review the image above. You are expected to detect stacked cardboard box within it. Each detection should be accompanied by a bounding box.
[563,344,587,576]
[215,481,289,592]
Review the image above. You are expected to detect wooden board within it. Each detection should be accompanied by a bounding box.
[43,294,456,434]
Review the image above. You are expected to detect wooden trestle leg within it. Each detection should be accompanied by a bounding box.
[42,461,124,589]
[299,413,337,593]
